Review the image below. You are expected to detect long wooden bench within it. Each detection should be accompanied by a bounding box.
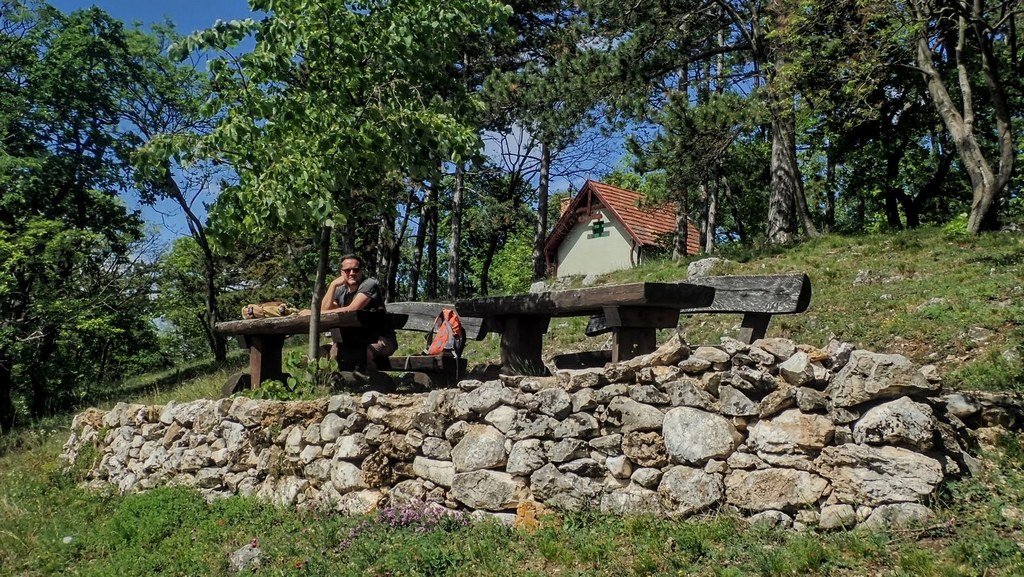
[455,274,811,375]
[563,274,811,369]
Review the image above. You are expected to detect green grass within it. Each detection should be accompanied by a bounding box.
[2,226,1024,575]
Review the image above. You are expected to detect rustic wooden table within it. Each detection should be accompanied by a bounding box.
[214,310,407,388]
[455,282,715,376]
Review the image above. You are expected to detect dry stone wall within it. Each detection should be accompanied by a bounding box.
[62,335,1021,530]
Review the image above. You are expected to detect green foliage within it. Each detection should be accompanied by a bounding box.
[0,3,180,428]
[242,350,337,401]
[942,213,971,239]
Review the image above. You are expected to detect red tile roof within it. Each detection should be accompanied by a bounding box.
[586,181,678,246]
[545,180,699,257]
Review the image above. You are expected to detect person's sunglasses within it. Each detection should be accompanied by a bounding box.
[342,267,361,273]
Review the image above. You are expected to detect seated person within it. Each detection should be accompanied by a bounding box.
[320,254,398,370]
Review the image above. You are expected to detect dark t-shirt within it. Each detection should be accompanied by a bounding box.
[333,277,395,339]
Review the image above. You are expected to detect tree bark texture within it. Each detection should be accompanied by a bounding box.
[407,188,426,301]
[672,194,690,261]
[309,225,332,360]
[449,164,464,298]
[532,143,551,280]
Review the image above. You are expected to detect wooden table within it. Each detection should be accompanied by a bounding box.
[214,310,407,388]
[455,282,714,375]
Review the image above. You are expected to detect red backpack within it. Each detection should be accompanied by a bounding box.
[423,309,466,356]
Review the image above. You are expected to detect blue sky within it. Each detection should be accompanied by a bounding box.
[48,0,254,36]
[48,1,256,245]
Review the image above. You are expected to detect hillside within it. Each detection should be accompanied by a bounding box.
[1,225,1022,576]
[527,226,1023,393]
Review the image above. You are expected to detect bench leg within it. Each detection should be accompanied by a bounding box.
[611,327,658,363]
[245,334,287,387]
[497,315,550,376]
[738,313,772,344]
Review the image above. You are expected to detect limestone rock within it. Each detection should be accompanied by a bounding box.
[759,385,796,418]
[663,407,742,465]
[753,338,796,361]
[535,388,573,419]
[664,378,719,411]
[629,385,670,405]
[553,413,600,438]
[621,431,668,468]
[725,468,829,512]
[819,504,857,530]
[746,409,835,454]
[451,470,521,511]
[826,350,941,408]
[796,387,827,412]
[606,455,632,479]
[601,485,663,515]
[331,460,366,493]
[483,405,517,434]
[548,438,589,463]
[412,457,455,488]
[658,466,724,516]
[558,457,603,477]
[228,541,261,574]
[746,510,792,528]
[606,397,664,433]
[451,425,507,472]
[334,434,371,460]
[631,467,662,489]
[529,464,601,510]
[817,444,943,506]
[852,396,935,450]
[779,352,815,386]
[507,439,546,476]
[718,386,759,417]
[422,437,452,460]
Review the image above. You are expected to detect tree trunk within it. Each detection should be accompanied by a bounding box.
[162,164,226,362]
[672,193,690,260]
[721,176,748,244]
[425,181,438,300]
[480,235,500,296]
[705,177,718,254]
[448,164,464,298]
[763,2,817,243]
[532,143,551,280]
[376,208,397,301]
[765,95,799,244]
[309,226,331,361]
[0,352,13,433]
[913,11,1014,234]
[824,147,836,232]
[407,189,426,301]
[30,327,58,417]
[883,146,905,230]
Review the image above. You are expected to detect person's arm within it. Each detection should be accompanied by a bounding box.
[334,292,370,312]
[320,277,343,311]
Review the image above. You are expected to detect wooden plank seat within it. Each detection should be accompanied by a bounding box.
[456,281,716,376]
[330,301,487,387]
[563,274,812,370]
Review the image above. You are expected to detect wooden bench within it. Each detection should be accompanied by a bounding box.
[455,274,811,375]
[330,302,487,387]
[585,274,812,342]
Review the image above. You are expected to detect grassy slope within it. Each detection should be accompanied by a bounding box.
[1,226,1023,576]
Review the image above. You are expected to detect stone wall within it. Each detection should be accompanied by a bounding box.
[62,335,1021,530]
